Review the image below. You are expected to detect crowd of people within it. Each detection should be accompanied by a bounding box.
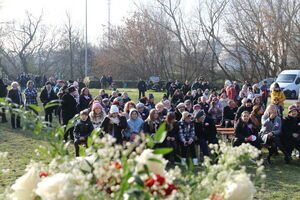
[0,77,299,165]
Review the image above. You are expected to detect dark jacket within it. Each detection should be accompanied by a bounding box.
[234,119,254,140]
[235,105,253,121]
[61,93,78,120]
[282,116,300,139]
[40,88,58,106]
[175,109,182,121]
[181,84,191,95]
[137,81,147,91]
[179,121,195,142]
[171,94,184,105]
[139,108,149,121]
[199,102,210,114]
[101,116,127,144]
[77,94,93,112]
[222,106,238,126]
[8,88,23,105]
[194,116,218,143]
[73,119,94,139]
[142,120,160,135]
[0,80,8,98]
[166,121,180,139]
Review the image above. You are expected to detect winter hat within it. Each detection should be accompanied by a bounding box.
[149,93,154,99]
[92,101,103,111]
[193,104,201,110]
[288,105,298,113]
[163,100,171,105]
[176,103,185,109]
[103,98,109,103]
[225,80,232,86]
[274,82,280,89]
[195,110,205,119]
[68,86,76,93]
[181,111,192,121]
[45,81,51,86]
[110,105,119,114]
[73,81,79,87]
[136,103,145,109]
[184,100,192,105]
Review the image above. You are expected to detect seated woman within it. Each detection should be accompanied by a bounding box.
[179,112,198,166]
[233,111,261,149]
[208,97,223,124]
[282,105,300,158]
[142,109,161,137]
[222,100,238,127]
[101,105,127,144]
[163,112,180,163]
[250,105,264,135]
[259,104,290,164]
[89,101,107,130]
[125,108,144,141]
[123,101,136,120]
[155,102,168,121]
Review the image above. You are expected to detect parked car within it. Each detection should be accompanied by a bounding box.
[270,70,300,99]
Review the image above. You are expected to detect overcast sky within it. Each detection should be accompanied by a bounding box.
[0,0,136,43]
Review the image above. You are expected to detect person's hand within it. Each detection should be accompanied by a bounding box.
[268,132,273,138]
[80,137,86,141]
[270,113,276,119]
[167,136,171,141]
[292,133,299,138]
[171,137,175,141]
[188,139,193,144]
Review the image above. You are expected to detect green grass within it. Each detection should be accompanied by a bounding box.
[0,88,299,199]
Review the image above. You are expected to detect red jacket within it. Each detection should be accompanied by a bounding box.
[226,85,236,101]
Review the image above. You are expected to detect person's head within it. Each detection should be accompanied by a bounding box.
[184,100,192,109]
[181,111,192,123]
[112,91,118,97]
[155,102,164,113]
[163,100,171,109]
[11,81,19,89]
[57,80,65,86]
[92,101,103,114]
[124,101,136,113]
[149,94,154,102]
[185,80,189,85]
[129,109,139,120]
[246,99,252,107]
[273,98,279,105]
[264,104,278,116]
[176,103,185,113]
[200,96,207,103]
[288,105,298,118]
[110,105,119,118]
[193,104,201,113]
[45,82,52,90]
[273,83,280,92]
[294,102,300,114]
[252,105,263,116]
[248,87,253,92]
[136,103,145,113]
[80,109,89,121]
[263,81,267,86]
[122,92,128,98]
[99,89,106,95]
[195,110,205,123]
[81,87,90,96]
[212,97,219,104]
[68,86,77,96]
[204,89,209,94]
[186,91,192,96]
[148,109,159,121]
[166,112,176,125]
[242,84,248,91]
[27,80,34,88]
[252,96,261,105]
[228,100,236,108]
[241,111,250,123]
[224,80,232,87]
[175,89,180,94]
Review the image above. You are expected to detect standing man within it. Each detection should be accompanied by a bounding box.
[7,82,23,128]
[40,82,58,124]
[0,79,8,123]
[24,80,38,114]
[137,78,147,99]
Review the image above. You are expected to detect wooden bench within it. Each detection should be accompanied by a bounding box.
[216,127,235,143]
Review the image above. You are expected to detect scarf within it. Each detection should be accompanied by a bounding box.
[110,117,120,125]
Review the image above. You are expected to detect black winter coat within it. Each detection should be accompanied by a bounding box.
[137,81,147,91]
[77,95,93,112]
[234,119,254,140]
[282,116,300,139]
[61,93,78,120]
[0,81,8,98]
[73,119,94,139]
[7,89,23,105]
[194,116,218,143]
[40,88,58,106]
[101,116,127,144]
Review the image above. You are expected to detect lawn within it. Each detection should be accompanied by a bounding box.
[0,88,299,199]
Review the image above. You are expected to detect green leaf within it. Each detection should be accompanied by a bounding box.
[134,175,145,187]
[28,104,41,113]
[148,158,162,163]
[153,122,167,143]
[146,134,154,148]
[153,148,173,155]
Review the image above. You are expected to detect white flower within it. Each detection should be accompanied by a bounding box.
[135,149,167,175]
[10,167,40,200]
[224,173,255,200]
[35,173,75,200]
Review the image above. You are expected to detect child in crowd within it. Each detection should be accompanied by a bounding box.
[73,109,94,157]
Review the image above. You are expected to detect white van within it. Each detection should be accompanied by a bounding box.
[270,70,300,99]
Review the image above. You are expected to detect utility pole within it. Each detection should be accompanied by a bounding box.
[84,0,88,77]
[107,0,111,46]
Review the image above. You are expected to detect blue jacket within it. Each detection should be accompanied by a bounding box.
[125,109,144,137]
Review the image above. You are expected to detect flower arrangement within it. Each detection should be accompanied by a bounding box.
[0,100,264,200]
